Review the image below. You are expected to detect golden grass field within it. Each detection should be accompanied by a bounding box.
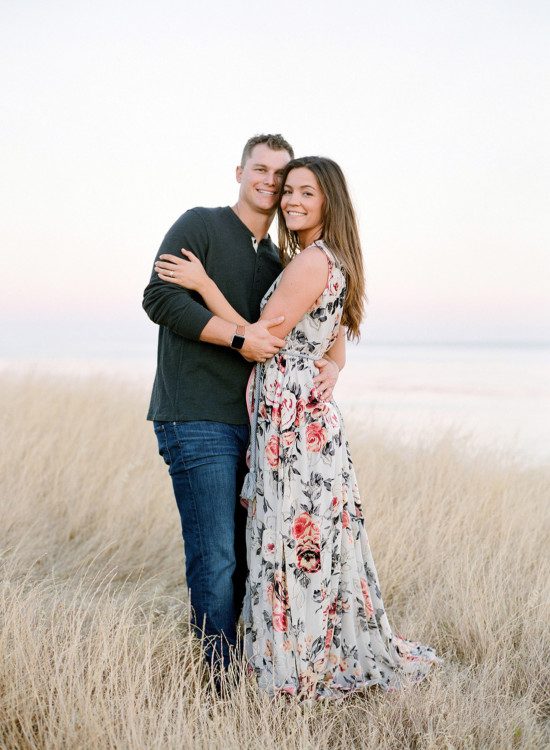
[0,372,548,749]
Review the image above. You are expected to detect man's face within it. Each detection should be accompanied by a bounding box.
[236,144,291,215]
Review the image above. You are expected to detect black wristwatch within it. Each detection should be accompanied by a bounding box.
[230,324,246,350]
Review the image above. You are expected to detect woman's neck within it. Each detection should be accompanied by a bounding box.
[298,228,323,249]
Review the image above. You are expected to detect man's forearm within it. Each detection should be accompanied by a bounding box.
[142,280,214,341]
[143,281,243,349]
[202,316,286,362]
[199,316,239,346]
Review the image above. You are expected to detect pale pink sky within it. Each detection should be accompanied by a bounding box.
[1,0,549,349]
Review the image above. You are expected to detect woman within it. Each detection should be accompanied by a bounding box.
[155,156,442,699]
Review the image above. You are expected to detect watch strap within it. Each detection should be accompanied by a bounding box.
[230,324,246,350]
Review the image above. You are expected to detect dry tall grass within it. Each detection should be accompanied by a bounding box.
[0,372,548,749]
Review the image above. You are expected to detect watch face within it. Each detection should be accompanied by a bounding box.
[231,334,245,350]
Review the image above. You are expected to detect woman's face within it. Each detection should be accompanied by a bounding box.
[280,167,325,243]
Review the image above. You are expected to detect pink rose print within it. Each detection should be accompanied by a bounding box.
[305,388,319,411]
[264,377,282,406]
[360,578,374,618]
[292,512,320,541]
[310,401,330,419]
[294,398,306,427]
[342,509,350,528]
[292,513,321,573]
[263,531,276,559]
[272,611,288,632]
[271,571,289,632]
[327,409,340,431]
[281,430,296,448]
[292,514,309,539]
[280,389,297,431]
[306,422,328,453]
[265,435,280,468]
[296,539,321,573]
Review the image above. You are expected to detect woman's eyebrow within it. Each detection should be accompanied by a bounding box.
[284,183,317,189]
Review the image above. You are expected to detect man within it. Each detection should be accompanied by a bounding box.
[142,134,340,674]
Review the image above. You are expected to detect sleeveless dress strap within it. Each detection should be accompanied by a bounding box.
[313,239,337,264]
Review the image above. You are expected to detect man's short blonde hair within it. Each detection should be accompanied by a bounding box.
[240,134,294,167]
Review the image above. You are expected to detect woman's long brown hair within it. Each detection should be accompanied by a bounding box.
[277,156,366,341]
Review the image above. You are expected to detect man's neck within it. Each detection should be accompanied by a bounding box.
[231,201,273,243]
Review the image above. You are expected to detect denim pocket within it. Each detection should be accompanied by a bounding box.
[153,421,173,469]
[171,420,243,470]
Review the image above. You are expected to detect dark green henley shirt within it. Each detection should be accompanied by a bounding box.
[143,206,282,424]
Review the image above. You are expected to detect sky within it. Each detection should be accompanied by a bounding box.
[1,0,549,357]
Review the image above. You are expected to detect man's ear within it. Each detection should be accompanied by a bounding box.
[236,165,243,183]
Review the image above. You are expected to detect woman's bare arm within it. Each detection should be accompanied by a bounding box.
[202,246,330,337]
[156,246,330,335]
[199,278,250,326]
[258,247,330,337]
[155,250,285,360]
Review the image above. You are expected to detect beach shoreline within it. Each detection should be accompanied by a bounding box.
[2,341,549,467]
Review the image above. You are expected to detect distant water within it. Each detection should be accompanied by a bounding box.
[336,343,550,467]
[2,341,549,467]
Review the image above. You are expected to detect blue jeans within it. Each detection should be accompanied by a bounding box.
[153,420,249,671]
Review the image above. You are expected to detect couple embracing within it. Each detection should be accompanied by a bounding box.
[143,133,441,700]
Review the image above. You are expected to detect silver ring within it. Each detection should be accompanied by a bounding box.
[170,271,175,278]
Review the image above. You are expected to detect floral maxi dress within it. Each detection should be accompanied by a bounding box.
[242,240,442,699]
